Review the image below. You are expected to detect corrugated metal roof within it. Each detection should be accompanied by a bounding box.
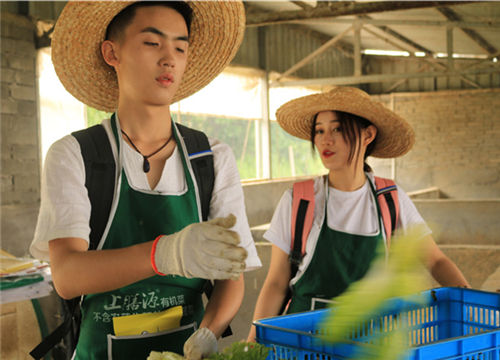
[3,0,499,93]
[245,1,500,93]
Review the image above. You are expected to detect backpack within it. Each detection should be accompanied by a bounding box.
[280,176,399,314]
[30,123,228,359]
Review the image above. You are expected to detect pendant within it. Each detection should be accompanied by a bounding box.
[143,157,150,173]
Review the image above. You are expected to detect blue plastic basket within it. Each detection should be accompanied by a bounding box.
[254,287,500,360]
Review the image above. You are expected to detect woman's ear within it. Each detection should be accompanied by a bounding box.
[363,125,377,146]
[101,40,119,67]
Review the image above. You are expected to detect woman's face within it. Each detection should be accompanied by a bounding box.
[313,111,377,173]
[313,111,352,172]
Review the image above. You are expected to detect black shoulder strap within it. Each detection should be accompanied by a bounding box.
[290,199,309,279]
[279,179,315,315]
[176,123,214,221]
[30,125,116,360]
[176,124,232,337]
[72,124,116,250]
[384,193,397,234]
[30,298,81,359]
[279,199,309,315]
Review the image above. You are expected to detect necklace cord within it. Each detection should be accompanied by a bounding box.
[120,129,173,159]
[120,129,173,173]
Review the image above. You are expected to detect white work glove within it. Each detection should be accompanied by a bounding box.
[152,214,247,280]
[183,327,218,360]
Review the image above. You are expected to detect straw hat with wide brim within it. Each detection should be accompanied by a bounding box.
[276,87,415,158]
[51,1,245,113]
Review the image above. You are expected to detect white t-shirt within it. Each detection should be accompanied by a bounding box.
[264,174,431,283]
[30,118,262,271]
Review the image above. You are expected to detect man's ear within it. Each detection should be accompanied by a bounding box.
[101,40,119,67]
[363,125,377,146]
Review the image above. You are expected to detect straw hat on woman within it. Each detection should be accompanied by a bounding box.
[247,86,469,342]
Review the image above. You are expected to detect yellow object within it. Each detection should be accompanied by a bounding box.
[112,306,183,336]
[0,250,35,274]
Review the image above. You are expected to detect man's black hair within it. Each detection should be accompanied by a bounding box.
[105,1,193,42]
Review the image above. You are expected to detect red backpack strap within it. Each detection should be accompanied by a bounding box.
[374,176,399,249]
[290,179,315,266]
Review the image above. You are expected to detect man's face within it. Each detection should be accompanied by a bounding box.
[110,6,189,107]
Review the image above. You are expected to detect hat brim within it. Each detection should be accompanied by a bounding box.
[276,87,415,158]
[51,1,245,112]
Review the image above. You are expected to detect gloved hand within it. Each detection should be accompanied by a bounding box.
[151,214,247,280]
[183,327,218,360]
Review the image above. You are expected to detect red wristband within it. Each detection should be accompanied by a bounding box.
[151,235,166,276]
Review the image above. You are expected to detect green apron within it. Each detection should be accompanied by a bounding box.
[287,180,385,314]
[74,115,207,359]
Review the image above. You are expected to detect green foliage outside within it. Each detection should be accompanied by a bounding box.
[173,113,258,179]
[270,121,325,179]
[87,107,111,128]
[86,107,325,180]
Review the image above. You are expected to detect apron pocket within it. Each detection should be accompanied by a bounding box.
[107,322,196,360]
[113,306,183,336]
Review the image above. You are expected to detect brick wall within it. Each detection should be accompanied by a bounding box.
[1,12,39,205]
[1,12,40,256]
[373,89,500,199]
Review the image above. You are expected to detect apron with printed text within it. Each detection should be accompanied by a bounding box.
[74,116,207,360]
[287,181,385,313]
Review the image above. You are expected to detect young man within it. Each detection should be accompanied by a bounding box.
[30,2,261,359]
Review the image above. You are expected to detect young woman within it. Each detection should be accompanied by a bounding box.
[247,87,469,342]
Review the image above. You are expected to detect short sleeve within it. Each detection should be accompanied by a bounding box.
[30,135,91,260]
[263,188,293,255]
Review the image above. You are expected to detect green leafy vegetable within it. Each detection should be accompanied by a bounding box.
[206,342,269,360]
[321,226,431,360]
[146,342,269,360]
[147,350,184,360]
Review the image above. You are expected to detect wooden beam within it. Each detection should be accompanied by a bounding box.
[358,16,482,88]
[348,23,482,88]
[293,23,354,58]
[384,64,430,93]
[421,54,482,88]
[436,6,497,55]
[270,67,499,87]
[353,21,362,76]
[359,15,434,55]
[246,1,474,27]
[277,25,353,80]
[247,17,500,30]
[447,25,454,71]
[290,1,313,11]
[460,51,500,71]
[362,26,418,55]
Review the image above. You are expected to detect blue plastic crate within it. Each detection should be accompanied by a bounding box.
[254,287,500,360]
